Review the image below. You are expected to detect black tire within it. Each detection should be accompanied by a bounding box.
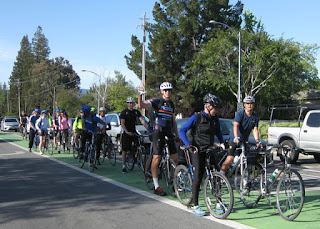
[280,140,299,164]
[144,156,154,190]
[136,146,146,173]
[126,150,135,171]
[88,145,96,172]
[49,141,54,155]
[78,151,85,168]
[108,144,117,166]
[162,159,176,197]
[276,169,305,221]
[313,154,320,163]
[116,137,122,154]
[204,172,234,219]
[234,162,262,194]
[240,163,263,208]
[173,164,192,206]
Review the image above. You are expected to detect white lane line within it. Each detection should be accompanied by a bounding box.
[0,151,25,156]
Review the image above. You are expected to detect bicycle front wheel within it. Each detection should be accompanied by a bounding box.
[204,172,234,219]
[88,146,96,172]
[78,151,85,168]
[162,159,176,197]
[108,144,117,166]
[173,164,192,206]
[240,163,263,208]
[126,150,135,171]
[276,169,305,221]
[136,146,146,173]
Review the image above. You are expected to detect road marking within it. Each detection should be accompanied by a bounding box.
[0,151,25,156]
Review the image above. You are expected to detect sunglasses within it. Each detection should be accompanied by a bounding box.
[245,103,254,105]
[127,102,134,104]
[163,89,172,92]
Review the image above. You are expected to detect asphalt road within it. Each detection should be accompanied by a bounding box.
[0,138,239,229]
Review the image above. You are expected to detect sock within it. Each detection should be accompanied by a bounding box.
[153,178,159,190]
[220,170,225,175]
[122,165,126,169]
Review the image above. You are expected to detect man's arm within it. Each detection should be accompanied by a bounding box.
[233,121,240,144]
[139,116,149,132]
[253,126,259,142]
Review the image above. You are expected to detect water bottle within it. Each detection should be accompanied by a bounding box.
[269,168,279,182]
[233,155,240,165]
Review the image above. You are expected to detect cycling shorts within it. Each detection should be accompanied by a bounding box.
[121,133,138,151]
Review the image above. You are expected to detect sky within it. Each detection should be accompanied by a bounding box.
[0,0,319,89]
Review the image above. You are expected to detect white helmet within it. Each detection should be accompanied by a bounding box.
[160,82,173,90]
[243,96,255,103]
[99,107,106,112]
[126,97,135,103]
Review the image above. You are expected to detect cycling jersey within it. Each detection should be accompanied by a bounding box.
[20,114,28,124]
[149,98,174,131]
[73,116,83,130]
[119,109,142,133]
[35,117,50,131]
[81,114,101,134]
[58,116,70,130]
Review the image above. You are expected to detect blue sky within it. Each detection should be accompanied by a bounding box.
[0,0,319,89]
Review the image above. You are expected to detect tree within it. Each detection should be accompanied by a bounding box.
[32,26,50,63]
[107,71,137,112]
[125,0,243,114]
[0,83,8,116]
[189,11,320,110]
[9,35,34,114]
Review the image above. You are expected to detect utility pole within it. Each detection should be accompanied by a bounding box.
[53,86,56,114]
[17,79,21,117]
[138,12,149,116]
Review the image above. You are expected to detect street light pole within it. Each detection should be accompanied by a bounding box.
[82,70,101,109]
[209,20,242,109]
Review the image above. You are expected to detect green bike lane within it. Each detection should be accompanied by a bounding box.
[1,132,320,229]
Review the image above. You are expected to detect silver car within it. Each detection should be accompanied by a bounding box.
[1,117,19,132]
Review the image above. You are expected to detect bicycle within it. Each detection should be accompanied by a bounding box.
[19,125,27,140]
[144,137,176,196]
[174,146,234,219]
[240,144,305,221]
[125,133,147,172]
[59,129,70,154]
[100,135,117,166]
[32,131,40,152]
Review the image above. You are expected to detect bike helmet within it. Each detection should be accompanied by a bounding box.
[91,107,97,114]
[243,96,255,103]
[41,110,48,114]
[34,108,41,113]
[99,107,106,112]
[160,82,173,90]
[81,105,91,114]
[203,94,222,108]
[126,97,135,103]
[55,109,60,113]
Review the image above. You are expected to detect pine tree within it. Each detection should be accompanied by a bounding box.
[32,26,50,63]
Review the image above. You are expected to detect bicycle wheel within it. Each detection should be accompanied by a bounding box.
[78,151,85,168]
[136,146,146,173]
[162,159,176,197]
[88,145,96,172]
[49,140,54,155]
[144,156,154,190]
[173,164,192,206]
[126,150,135,171]
[108,143,117,166]
[204,172,234,219]
[276,169,305,221]
[240,163,263,208]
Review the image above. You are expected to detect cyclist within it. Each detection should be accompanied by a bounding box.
[72,109,83,149]
[35,110,51,155]
[120,97,148,173]
[57,109,71,153]
[179,94,225,216]
[80,105,106,163]
[138,82,179,196]
[52,109,60,148]
[19,110,28,134]
[221,96,262,174]
[28,109,40,152]
[96,107,111,165]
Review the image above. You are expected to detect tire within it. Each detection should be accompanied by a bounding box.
[49,141,54,155]
[240,163,263,208]
[116,137,122,154]
[108,144,117,166]
[276,169,305,221]
[173,164,192,206]
[204,172,234,219]
[280,140,299,164]
[162,159,176,197]
[88,145,96,172]
[144,156,154,190]
[234,162,262,194]
[126,150,135,171]
[78,151,85,168]
[313,154,320,163]
[137,146,146,173]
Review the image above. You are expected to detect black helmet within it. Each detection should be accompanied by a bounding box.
[203,94,222,108]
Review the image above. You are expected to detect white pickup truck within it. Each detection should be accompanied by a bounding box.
[268,109,320,163]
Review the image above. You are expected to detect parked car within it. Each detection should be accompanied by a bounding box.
[268,109,320,163]
[0,116,19,132]
[105,112,150,153]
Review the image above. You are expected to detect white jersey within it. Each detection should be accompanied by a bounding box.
[97,115,109,133]
[35,116,50,131]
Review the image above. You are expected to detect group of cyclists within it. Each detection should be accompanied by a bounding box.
[19,81,262,217]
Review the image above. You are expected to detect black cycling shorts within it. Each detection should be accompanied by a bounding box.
[152,129,177,156]
[121,133,138,151]
[40,130,48,137]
